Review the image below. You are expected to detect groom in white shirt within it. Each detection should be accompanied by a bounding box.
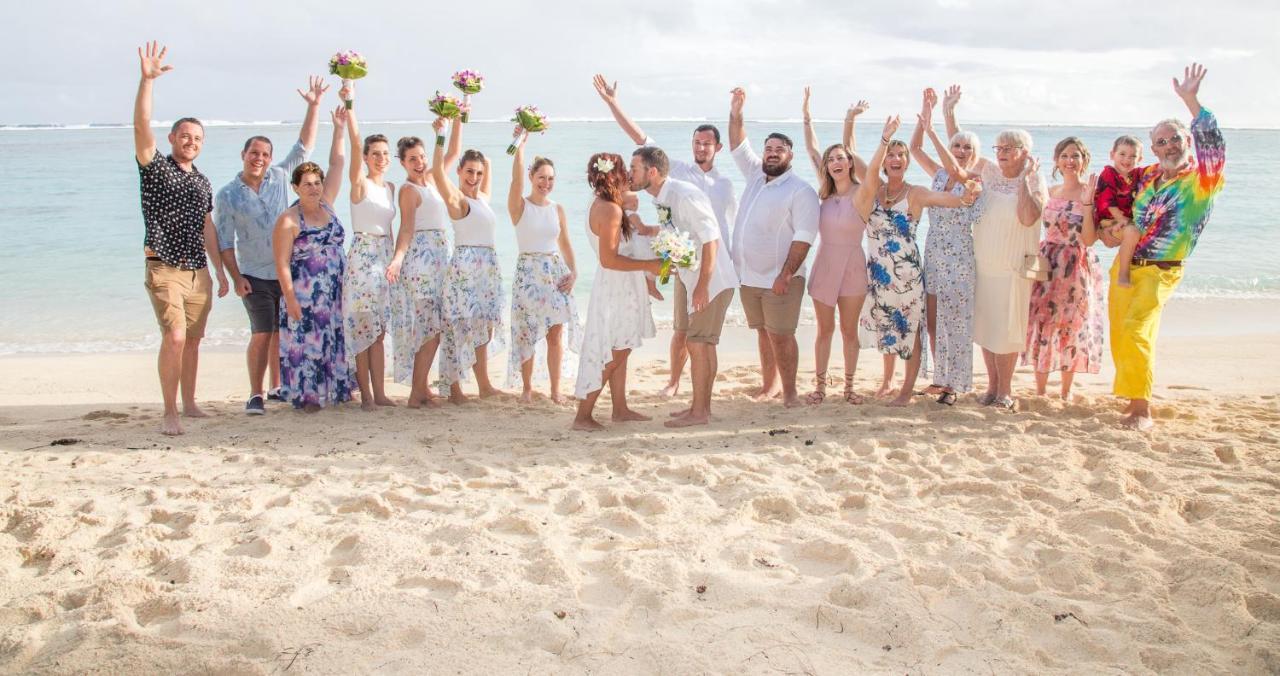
[629,147,738,427]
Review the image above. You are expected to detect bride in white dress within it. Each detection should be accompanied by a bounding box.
[572,153,663,431]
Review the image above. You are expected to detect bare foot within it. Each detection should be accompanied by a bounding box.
[664,413,709,428]
[1120,414,1154,431]
[572,417,604,432]
[782,394,803,408]
[750,387,782,403]
[887,392,913,407]
[360,399,376,412]
[375,397,397,407]
[159,413,184,436]
[182,403,210,418]
[612,408,651,423]
[873,382,893,398]
[479,386,507,399]
[550,393,568,405]
[668,407,692,418]
[658,381,680,398]
[449,391,474,405]
[519,390,535,404]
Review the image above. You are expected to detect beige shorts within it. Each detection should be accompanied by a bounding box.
[673,278,734,345]
[144,259,213,339]
[739,277,805,335]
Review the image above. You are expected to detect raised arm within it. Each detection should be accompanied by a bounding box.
[1175,63,1225,188]
[592,74,647,145]
[345,91,365,204]
[296,75,328,152]
[508,129,527,223]
[728,88,746,152]
[909,89,943,178]
[802,86,822,175]
[430,118,466,218]
[843,99,870,182]
[1174,62,1205,118]
[133,41,172,166]
[941,85,962,140]
[853,116,899,220]
[323,106,347,205]
[444,114,463,173]
[1014,150,1047,227]
[480,155,492,198]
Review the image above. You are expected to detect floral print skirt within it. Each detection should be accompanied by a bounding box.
[392,229,450,384]
[343,234,394,359]
[279,248,356,409]
[1023,241,1104,373]
[439,246,506,391]
[507,252,580,388]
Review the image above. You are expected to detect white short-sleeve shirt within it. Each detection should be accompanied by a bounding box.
[654,178,739,313]
[643,136,737,258]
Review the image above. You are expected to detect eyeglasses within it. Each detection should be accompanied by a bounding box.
[992,145,1022,154]
[1152,134,1184,149]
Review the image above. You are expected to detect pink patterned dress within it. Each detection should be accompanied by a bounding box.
[1023,196,1104,373]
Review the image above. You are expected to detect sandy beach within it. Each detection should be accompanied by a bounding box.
[2,297,1278,674]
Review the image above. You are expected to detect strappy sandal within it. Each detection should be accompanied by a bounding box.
[994,396,1017,412]
[842,373,864,405]
[937,391,957,406]
[805,372,828,405]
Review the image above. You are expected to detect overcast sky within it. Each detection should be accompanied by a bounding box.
[7,0,1276,127]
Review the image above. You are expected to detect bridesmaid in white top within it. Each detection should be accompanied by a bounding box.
[430,115,506,404]
[507,133,580,404]
[386,134,457,408]
[342,96,396,411]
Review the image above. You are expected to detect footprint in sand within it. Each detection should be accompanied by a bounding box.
[393,575,461,599]
[225,537,272,558]
[82,410,129,421]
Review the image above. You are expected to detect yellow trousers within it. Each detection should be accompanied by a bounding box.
[1108,260,1184,400]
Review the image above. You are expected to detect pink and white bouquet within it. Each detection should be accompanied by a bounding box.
[328,50,368,110]
[649,229,698,284]
[429,92,464,120]
[451,69,484,123]
[507,105,549,155]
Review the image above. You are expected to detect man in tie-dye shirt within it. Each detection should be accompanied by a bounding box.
[1105,63,1224,431]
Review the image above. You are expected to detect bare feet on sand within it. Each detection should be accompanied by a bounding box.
[182,403,209,418]
[612,408,651,423]
[572,417,605,432]
[159,412,183,436]
[664,411,709,428]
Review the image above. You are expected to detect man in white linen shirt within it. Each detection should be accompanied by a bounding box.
[727,87,820,408]
[592,74,737,399]
[629,146,739,428]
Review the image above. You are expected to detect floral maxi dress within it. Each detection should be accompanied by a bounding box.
[1023,196,1104,373]
[861,196,925,360]
[278,203,357,408]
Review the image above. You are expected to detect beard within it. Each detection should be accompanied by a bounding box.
[762,159,790,177]
[1158,149,1191,173]
[629,175,649,192]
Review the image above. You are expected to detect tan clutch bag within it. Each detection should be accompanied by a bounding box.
[1022,254,1050,282]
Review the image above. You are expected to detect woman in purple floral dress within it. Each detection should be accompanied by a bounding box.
[1023,137,1105,400]
[273,106,357,411]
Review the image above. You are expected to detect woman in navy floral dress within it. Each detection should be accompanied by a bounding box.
[273,106,357,411]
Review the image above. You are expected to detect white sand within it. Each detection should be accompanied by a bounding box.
[2,298,1279,674]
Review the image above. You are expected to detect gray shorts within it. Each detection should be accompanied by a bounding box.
[242,275,282,334]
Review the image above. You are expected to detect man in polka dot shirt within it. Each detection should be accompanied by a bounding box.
[133,41,229,436]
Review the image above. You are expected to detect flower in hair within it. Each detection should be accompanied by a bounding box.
[594,157,616,173]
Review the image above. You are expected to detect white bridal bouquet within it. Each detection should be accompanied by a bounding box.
[649,228,697,284]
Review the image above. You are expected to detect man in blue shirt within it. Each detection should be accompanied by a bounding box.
[214,77,328,415]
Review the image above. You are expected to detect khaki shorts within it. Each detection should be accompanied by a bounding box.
[673,278,734,345]
[739,277,805,335]
[144,260,213,339]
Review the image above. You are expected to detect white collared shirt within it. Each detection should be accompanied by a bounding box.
[729,138,821,288]
[654,178,739,313]
[643,136,737,257]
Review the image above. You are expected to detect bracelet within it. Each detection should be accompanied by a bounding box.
[1082,202,1094,206]
[435,135,445,147]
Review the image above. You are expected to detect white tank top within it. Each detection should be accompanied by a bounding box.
[515,199,561,254]
[409,181,448,232]
[453,195,496,247]
[350,178,395,235]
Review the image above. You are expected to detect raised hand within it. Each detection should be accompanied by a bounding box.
[1015,149,1040,178]
[730,87,746,116]
[881,115,901,139]
[942,84,962,111]
[802,86,812,119]
[431,117,445,136]
[298,76,329,106]
[960,179,983,206]
[1173,62,1207,103]
[919,88,936,126]
[338,84,353,106]
[331,105,348,128]
[848,99,870,118]
[592,74,618,103]
[1081,172,1099,204]
[137,41,173,80]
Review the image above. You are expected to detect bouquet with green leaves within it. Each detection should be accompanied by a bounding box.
[328,50,368,109]
[451,69,484,123]
[507,105,549,155]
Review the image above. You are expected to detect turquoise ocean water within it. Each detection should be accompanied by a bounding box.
[1,120,1276,354]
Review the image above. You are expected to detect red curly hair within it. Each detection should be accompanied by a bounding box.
[586,152,633,239]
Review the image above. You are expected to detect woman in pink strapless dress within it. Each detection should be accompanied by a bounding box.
[805,144,869,404]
